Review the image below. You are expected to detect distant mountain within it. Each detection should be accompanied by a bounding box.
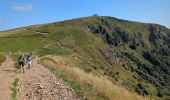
[0,16,169,99]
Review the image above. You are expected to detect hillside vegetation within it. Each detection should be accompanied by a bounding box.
[41,55,148,100]
[0,16,169,99]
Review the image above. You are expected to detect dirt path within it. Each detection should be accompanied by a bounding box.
[0,56,15,100]
[17,57,78,100]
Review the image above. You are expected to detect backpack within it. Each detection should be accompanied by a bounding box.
[19,56,24,63]
[27,55,32,61]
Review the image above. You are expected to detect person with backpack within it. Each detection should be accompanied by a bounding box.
[27,53,32,69]
[18,54,25,73]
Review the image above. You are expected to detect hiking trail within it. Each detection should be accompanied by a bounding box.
[0,56,78,100]
[0,56,16,100]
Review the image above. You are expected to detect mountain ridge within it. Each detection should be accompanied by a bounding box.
[0,16,170,99]
[0,16,169,32]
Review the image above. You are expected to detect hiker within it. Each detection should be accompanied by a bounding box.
[18,54,25,73]
[27,53,32,69]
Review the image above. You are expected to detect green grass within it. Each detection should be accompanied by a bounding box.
[0,35,52,53]
[0,54,5,65]
[11,78,19,100]
[36,47,72,56]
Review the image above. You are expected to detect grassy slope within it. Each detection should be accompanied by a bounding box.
[0,16,169,99]
[41,55,149,100]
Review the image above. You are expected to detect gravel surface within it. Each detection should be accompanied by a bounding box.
[17,57,78,100]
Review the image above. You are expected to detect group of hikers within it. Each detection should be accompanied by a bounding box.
[18,53,32,73]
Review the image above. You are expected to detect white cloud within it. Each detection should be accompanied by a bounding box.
[12,4,33,12]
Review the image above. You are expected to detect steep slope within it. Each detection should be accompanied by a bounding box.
[0,16,169,99]
[80,16,170,98]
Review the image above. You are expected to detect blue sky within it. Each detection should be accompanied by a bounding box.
[0,0,170,31]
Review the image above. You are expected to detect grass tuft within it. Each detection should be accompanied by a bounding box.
[0,54,6,65]
[11,78,19,100]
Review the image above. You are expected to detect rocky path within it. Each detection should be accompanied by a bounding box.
[0,56,15,100]
[16,57,77,100]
